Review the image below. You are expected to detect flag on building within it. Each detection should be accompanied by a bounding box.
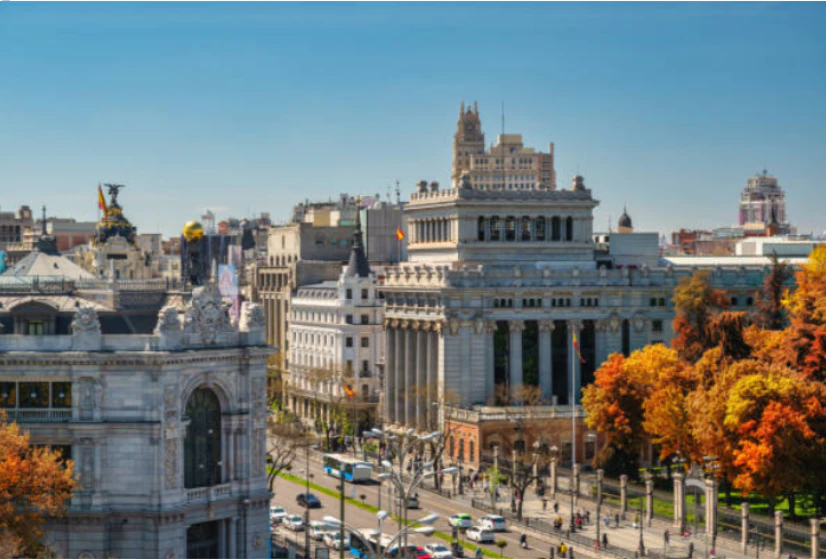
[342,383,355,398]
[395,227,405,240]
[572,332,586,364]
[97,184,107,212]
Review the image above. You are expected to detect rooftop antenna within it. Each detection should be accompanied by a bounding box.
[501,101,505,139]
[41,205,47,236]
[395,180,401,206]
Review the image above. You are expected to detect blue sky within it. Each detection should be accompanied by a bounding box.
[1,2,825,238]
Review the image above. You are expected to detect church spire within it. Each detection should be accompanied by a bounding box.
[344,200,371,278]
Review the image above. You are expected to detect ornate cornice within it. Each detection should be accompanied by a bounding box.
[0,348,271,369]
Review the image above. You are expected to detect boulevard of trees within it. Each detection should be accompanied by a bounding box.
[582,247,826,519]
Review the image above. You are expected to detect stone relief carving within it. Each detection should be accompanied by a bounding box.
[485,320,497,334]
[538,320,555,333]
[509,320,525,333]
[608,313,622,334]
[80,447,95,492]
[183,284,232,345]
[447,314,460,336]
[474,315,485,335]
[632,313,646,333]
[164,423,179,490]
[155,306,181,334]
[71,307,101,335]
[240,301,266,331]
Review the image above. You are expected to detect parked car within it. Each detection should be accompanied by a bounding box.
[424,543,453,559]
[465,527,495,544]
[283,514,305,531]
[297,493,322,508]
[448,513,473,529]
[414,547,432,559]
[407,494,420,509]
[270,506,288,525]
[479,515,507,532]
[323,532,350,550]
[308,520,336,541]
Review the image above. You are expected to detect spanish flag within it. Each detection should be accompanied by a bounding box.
[572,332,586,364]
[342,383,355,398]
[395,227,405,241]
[97,184,107,212]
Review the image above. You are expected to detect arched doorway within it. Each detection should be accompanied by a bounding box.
[184,387,222,489]
[187,521,220,559]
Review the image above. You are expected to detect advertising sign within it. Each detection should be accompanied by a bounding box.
[218,264,240,321]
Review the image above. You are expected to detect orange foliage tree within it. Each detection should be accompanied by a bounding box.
[0,414,77,556]
[782,245,826,381]
[671,270,729,362]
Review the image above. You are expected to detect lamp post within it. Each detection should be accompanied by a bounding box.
[596,469,603,550]
[550,445,559,501]
[638,494,646,557]
[458,458,465,496]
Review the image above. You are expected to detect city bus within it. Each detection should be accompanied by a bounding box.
[322,453,373,483]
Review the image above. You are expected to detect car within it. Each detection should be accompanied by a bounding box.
[448,514,473,529]
[479,515,507,532]
[296,493,322,508]
[407,494,420,509]
[283,514,305,531]
[323,531,350,550]
[414,546,432,559]
[465,527,495,544]
[270,506,288,525]
[424,543,453,559]
[308,520,336,541]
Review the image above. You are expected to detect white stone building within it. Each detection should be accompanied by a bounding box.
[284,214,384,431]
[0,236,271,558]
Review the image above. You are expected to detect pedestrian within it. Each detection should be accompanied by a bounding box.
[688,542,694,559]
[554,501,559,513]
[602,533,608,549]
[604,514,610,529]
[475,548,482,559]
[585,510,590,525]
[549,545,555,559]
[615,513,620,527]
[633,512,640,529]
[664,529,670,546]
[543,497,548,511]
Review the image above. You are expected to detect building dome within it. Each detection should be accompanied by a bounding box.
[618,207,633,232]
[182,220,204,242]
[570,175,586,191]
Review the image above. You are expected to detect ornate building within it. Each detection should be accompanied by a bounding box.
[0,240,271,558]
[452,102,556,190]
[283,212,384,433]
[382,115,772,470]
[738,169,790,234]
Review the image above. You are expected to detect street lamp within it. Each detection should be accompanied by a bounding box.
[638,469,648,557]
[703,456,721,559]
[549,445,559,501]
[595,469,603,550]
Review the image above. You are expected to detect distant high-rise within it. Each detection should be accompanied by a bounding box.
[452,101,556,190]
[738,170,790,234]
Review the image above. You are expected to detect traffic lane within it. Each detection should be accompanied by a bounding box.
[274,461,563,559]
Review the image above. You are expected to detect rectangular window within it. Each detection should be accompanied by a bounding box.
[346,337,353,348]
[19,382,49,408]
[26,320,44,335]
[346,360,353,373]
[0,382,16,408]
[360,315,369,325]
[346,289,352,300]
[361,337,369,348]
[361,289,368,300]
[51,382,72,408]
[345,315,353,325]
[652,320,663,333]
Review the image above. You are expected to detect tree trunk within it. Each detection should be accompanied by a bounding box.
[787,493,797,519]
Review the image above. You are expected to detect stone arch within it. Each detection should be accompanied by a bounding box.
[184,386,223,489]
[179,373,233,415]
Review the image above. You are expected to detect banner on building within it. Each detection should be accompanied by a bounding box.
[218,264,240,321]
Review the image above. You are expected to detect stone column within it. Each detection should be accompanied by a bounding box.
[572,463,581,500]
[645,471,654,526]
[509,320,525,402]
[485,321,497,404]
[426,325,436,428]
[673,471,685,529]
[386,324,396,423]
[741,502,750,554]
[706,477,719,549]
[416,325,427,430]
[775,511,783,559]
[405,324,415,427]
[395,324,405,425]
[538,320,554,401]
[620,474,629,515]
[811,518,820,559]
[229,517,237,558]
[567,320,583,405]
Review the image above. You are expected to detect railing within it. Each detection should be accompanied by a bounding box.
[2,409,72,422]
[185,482,233,503]
[0,277,181,294]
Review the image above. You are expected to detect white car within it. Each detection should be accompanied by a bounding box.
[479,515,507,532]
[270,506,288,525]
[323,531,350,550]
[424,543,453,559]
[465,527,495,544]
[448,514,474,529]
[283,514,304,531]
[308,520,336,541]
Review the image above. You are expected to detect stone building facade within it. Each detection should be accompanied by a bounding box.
[382,155,769,469]
[0,276,271,558]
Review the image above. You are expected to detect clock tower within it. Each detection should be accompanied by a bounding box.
[452,101,486,183]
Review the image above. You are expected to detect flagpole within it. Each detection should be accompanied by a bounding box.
[571,329,577,502]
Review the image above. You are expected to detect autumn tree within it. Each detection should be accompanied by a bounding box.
[725,364,826,515]
[582,346,665,477]
[0,414,77,557]
[781,245,826,381]
[754,251,793,330]
[671,270,729,362]
[267,410,313,495]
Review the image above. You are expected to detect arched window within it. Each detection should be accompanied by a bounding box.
[535,217,546,241]
[505,217,516,241]
[477,217,486,241]
[184,387,222,489]
[551,217,561,241]
[469,440,475,463]
[566,216,574,241]
[521,216,532,241]
[458,439,465,461]
[490,216,501,241]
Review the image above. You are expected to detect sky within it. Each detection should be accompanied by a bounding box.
[1,2,825,238]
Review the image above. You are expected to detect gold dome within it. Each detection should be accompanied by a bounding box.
[182,220,204,242]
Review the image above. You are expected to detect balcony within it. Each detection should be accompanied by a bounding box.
[186,482,233,504]
[2,409,72,422]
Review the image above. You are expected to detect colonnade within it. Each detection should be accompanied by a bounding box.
[409,218,455,244]
[385,319,440,427]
